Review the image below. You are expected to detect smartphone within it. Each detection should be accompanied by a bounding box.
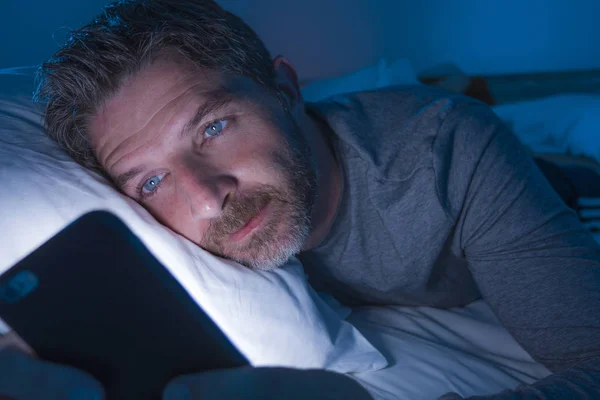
[0,211,248,399]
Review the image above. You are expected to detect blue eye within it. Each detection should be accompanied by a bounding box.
[204,119,228,138]
[141,173,166,194]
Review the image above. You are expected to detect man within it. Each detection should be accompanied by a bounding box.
[1,0,599,399]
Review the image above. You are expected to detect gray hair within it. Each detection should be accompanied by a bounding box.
[34,0,276,174]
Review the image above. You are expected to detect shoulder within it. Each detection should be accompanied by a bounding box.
[308,85,484,181]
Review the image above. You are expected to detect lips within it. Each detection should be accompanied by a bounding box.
[229,201,271,242]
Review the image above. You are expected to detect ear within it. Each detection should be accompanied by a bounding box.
[272,55,304,113]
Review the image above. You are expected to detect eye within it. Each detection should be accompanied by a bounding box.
[141,173,166,195]
[204,119,228,138]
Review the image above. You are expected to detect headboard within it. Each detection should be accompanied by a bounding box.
[421,68,600,105]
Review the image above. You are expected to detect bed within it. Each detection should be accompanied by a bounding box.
[1,63,598,399]
[348,301,552,399]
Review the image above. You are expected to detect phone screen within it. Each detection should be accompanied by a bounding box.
[0,211,248,399]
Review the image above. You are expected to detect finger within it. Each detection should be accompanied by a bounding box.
[0,348,105,400]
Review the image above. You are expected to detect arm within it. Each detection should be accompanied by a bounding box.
[162,367,373,400]
[434,101,600,399]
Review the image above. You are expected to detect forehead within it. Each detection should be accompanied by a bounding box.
[91,58,223,131]
[87,57,264,166]
[88,55,272,135]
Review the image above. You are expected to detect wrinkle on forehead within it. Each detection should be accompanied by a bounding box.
[88,54,268,180]
[102,84,199,169]
[90,62,227,171]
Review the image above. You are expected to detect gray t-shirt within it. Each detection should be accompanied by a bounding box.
[299,86,600,398]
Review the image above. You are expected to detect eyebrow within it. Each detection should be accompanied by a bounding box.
[114,165,145,192]
[179,88,234,139]
[113,88,235,192]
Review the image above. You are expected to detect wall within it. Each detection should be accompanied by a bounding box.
[0,0,110,68]
[2,0,600,81]
[375,0,600,76]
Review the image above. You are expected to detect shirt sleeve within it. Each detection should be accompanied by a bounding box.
[434,100,600,399]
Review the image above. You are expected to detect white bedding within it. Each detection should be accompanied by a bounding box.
[492,94,600,164]
[349,301,551,400]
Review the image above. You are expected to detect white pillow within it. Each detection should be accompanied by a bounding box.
[0,95,387,374]
[492,94,600,163]
[301,58,419,102]
[0,66,37,98]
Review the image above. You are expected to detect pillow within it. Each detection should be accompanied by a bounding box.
[492,94,600,164]
[301,58,419,102]
[0,66,37,98]
[0,94,387,374]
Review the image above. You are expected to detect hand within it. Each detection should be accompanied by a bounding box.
[162,367,373,400]
[0,331,105,400]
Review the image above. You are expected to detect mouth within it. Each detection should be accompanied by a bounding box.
[229,201,272,242]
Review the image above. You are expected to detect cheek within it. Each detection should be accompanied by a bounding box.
[220,129,291,189]
[144,192,209,244]
[227,148,289,192]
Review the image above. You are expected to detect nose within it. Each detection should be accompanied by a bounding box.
[176,166,236,220]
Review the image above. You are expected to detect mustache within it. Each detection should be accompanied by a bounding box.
[204,188,285,240]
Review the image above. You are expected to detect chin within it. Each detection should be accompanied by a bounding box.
[232,223,309,271]
[235,241,303,271]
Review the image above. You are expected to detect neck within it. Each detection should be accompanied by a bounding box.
[301,111,342,251]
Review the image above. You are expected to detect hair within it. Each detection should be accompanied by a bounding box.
[34,0,276,174]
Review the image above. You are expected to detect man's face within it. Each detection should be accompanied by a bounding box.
[88,57,316,270]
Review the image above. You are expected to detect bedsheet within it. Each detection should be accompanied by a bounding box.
[348,300,551,400]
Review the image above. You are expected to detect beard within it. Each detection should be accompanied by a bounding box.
[199,113,317,271]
